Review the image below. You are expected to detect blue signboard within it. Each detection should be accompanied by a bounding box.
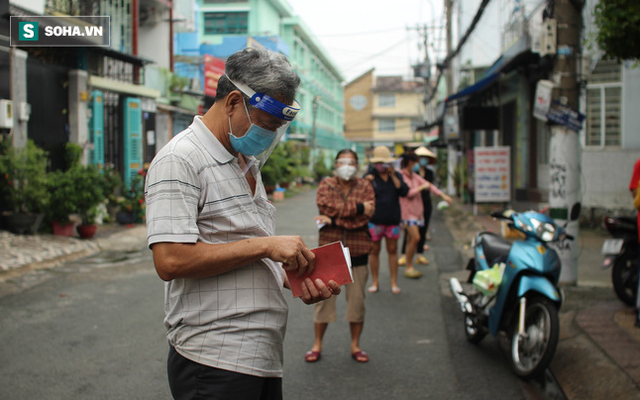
[546,101,585,132]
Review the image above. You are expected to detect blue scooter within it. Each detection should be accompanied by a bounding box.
[449,204,580,379]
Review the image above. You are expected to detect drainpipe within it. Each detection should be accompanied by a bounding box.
[132,0,138,55]
[170,0,174,72]
[132,0,139,84]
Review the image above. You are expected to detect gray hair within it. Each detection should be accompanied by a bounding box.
[214,48,300,105]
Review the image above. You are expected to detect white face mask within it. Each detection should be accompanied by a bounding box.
[336,165,357,181]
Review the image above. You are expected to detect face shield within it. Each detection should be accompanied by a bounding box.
[226,76,300,171]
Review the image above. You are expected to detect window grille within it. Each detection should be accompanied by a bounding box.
[585,59,622,147]
[379,118,395,133]
[204,12,248,35]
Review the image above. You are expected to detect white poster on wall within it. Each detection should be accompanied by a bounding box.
[533,80,554,121]
[474,146,511,203]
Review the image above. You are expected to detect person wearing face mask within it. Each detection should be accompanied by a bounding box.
[399,146,451,266]
[145,48,341,400]
[307,149,375,364]
[398,152,452,278]
[363,146,409,294]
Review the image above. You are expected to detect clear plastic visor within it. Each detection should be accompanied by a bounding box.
[244,121,290,172]
[227,75,298,171]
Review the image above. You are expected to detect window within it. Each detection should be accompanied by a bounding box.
[379,118,395,133]
[204,0,246,3]
[411,119,422,132]
[378,94,395,107]
[204,12,248,35]
[586,59,622,147]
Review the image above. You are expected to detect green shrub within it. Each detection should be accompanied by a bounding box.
[0,139,50,214]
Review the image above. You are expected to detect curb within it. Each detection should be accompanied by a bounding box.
[0,224,148,283]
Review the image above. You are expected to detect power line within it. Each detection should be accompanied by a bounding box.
[424,0,493,104]
[315,27,406,37]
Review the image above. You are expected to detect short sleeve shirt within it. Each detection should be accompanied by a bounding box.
[145,116,288,378]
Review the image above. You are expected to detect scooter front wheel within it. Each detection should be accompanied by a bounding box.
[509,296,559,379]
[464,314,487,344]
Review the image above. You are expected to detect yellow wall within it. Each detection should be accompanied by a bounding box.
[372,90,423,142]
[344,70,374,141]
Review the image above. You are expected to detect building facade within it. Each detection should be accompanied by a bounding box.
[345,69,426,157]
[436,0,640,220]
[174,0,354,165]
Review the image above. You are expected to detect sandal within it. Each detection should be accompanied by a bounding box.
[304,350,321,363]
[367,285,379,293]
[416,255,430,265]
[404,269,423,279]
[391,286,401,294]
[398,255,406,266]
[351,350,369,363]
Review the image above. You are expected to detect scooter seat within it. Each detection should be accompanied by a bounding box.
[479,232,512,265]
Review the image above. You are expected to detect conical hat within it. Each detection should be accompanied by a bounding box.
[415,146,437,160]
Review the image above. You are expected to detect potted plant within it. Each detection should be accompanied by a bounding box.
[116,171,146,225]
[47,168,80,236]
[46,143,104,237]
[101,164,123,222]
[0,139,50,234]
[72,165,105,238]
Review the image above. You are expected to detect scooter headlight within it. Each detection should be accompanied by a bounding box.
[530,218,557,242]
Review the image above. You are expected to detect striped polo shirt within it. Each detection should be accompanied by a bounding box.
[145,116,288,378]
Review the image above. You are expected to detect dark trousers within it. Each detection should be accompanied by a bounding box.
[168,346,283,400]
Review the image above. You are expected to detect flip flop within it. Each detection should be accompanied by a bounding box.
[404,269,423,279]
[367,285,379,293]
[305,350,321,363]
[351,350,369,363]
[391,286,401,294]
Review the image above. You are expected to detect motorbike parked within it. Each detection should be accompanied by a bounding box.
[449,205,580,379]
[601,215,639,306]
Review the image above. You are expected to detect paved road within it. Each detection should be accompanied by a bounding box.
[0,187,541,400]
[279,188,538,399]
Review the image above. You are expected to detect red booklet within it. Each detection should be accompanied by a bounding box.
[286,241,353,298]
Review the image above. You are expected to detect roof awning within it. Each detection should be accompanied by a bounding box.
[445,72,499,102]
[445,34,539,104]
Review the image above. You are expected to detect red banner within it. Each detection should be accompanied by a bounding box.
[204,54,225,98]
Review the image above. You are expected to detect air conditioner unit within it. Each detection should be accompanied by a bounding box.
[0,100,14,129]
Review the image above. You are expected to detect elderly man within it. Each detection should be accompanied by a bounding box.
[145,47,340,400]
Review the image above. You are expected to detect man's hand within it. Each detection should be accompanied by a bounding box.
[299,278,341,304]
[267,236,315,278]
[364,174,374,182]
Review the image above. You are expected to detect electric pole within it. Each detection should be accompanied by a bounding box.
[548,0,583,285]
[445,0,458,197]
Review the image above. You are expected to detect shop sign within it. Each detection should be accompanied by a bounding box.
[474,146,511,203]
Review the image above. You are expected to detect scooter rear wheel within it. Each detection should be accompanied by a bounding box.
[611,251,638,307]
[509,296,559,380]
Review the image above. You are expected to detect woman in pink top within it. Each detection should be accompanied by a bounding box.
[399,153,451,278]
